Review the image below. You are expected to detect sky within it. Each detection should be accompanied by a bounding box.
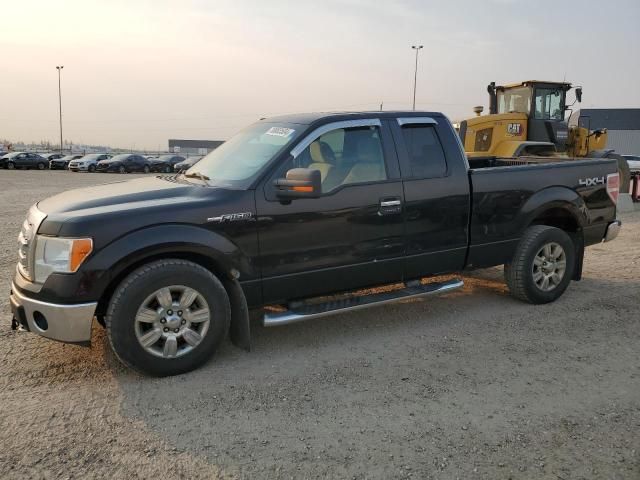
[1,0,639,150]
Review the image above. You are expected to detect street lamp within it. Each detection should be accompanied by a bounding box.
[56,66,64,153]
[411,45,423,110]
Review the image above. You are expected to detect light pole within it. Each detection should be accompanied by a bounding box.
[411,45,423,110]
[56,66,64,153]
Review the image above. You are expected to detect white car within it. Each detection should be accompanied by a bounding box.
[623,155,640,172]
[69,153,112,172]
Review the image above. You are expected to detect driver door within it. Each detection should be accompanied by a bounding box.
[256,119,406,304]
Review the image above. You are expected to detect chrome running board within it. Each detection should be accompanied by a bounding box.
[263,279,463,327]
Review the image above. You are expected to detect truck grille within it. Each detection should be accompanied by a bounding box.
[17,206,47,281]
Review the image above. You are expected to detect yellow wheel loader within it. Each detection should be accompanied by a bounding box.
[459,80,630,192]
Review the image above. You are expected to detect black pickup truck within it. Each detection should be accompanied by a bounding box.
[10,112,622,376]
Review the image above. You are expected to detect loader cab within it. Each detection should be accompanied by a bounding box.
[489,80,572,151]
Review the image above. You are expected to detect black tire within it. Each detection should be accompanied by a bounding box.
[504,225,575,304]
[37,162,46,170]
[164,165,171,173]
[7,161,15,170]
[119,165,126,174]
[143,165,150,174]
[106,259,230,376]
[88,164,96,172]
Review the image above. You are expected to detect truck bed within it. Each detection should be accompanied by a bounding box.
[465,156,618,270]
[468,155,599,169]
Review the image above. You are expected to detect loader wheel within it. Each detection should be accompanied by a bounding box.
[505,225,575,304]
[605,153,631,194]
[106,259,230,376]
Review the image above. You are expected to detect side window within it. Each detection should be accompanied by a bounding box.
[293,126,387,193]
[535,89,563,120]
[400,125,447,178]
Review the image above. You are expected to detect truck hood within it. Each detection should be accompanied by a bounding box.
[36,176,253,244]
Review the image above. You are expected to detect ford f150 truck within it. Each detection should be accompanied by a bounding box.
[10,112,622,376]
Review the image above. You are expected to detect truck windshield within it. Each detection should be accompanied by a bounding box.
[185,122,300,188]
[497,86,532,115]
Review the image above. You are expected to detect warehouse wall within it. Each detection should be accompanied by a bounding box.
[606,130,640,155]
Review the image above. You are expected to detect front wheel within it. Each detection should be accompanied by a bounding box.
[143,165,150,173]
[505,225,575,304]
[106,259,230,376]
[119,165,126,174]
[37,162,46,170]
[7,162,15,170]
[164,165,171,173]
[88,164,96,172]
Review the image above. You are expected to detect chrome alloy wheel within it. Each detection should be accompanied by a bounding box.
[532,242,567,292]
[134,285,211,358]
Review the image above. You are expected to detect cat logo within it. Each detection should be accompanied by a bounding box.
[507,123,522,135]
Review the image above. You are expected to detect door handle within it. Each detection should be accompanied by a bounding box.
[379,198,402,215]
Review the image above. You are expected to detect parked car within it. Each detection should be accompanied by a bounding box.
[50,154,83,170]
[173,156,202,172]
[42,153,64,161]
[149,154,185,173]
[96,154,151,173]
[69,153,112,172]
[9,111,622,376]
[622,154,640,172]
[0,152,48,170]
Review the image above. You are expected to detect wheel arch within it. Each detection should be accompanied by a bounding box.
[519,187,587,280]
[93,225,253,350]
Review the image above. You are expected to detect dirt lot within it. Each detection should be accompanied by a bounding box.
[0,170,638,479]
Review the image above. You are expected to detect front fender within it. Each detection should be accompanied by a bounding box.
[91,223,255,286]
[30,224,256,304]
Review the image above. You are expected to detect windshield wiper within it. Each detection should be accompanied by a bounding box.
[183,171,210,183]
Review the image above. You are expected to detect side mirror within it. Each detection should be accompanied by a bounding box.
[575,87,582,103]
[274,168,321,199]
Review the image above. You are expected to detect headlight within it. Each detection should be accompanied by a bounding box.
[34,236,93,283]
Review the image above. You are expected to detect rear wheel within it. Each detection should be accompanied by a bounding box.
[505,225,575,304]
[37,162,46,170]
[119,165,126,174]
[106,259,230,376]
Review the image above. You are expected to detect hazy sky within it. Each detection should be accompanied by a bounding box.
[2,0,639,150]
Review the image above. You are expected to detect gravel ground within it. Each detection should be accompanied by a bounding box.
[1,170,638,479]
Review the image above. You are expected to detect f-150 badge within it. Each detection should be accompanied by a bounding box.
[207,212,253,223]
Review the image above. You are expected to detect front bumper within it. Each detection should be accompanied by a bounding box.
[69,164,88,171]
[603,220,622,242]
[10,282,96,344]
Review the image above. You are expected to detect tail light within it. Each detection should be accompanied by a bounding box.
[606,172,619,205]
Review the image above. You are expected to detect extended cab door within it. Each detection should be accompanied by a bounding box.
[256,119,405,304]
[389,116,470,278]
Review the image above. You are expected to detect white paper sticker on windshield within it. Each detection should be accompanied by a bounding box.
[265,127,295,137]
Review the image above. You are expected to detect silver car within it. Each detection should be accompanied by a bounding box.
[69,153,112,172]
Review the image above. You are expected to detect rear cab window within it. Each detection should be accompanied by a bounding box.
[396,119,448,179]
